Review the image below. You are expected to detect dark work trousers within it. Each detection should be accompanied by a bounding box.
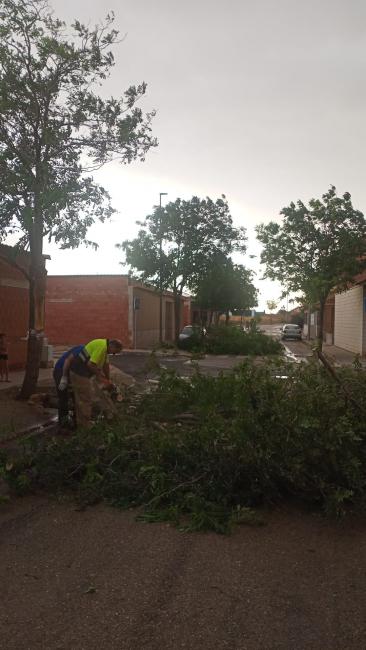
[53,367,69,427]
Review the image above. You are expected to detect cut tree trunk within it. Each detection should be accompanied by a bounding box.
[19,259,47,399]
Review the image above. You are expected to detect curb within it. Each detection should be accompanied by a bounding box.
[0,416,58,447]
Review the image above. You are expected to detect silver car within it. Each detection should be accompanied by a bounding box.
[178,325,206,341]
[281,324,302,340]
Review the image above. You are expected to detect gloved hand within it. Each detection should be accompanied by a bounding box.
[100,376,113,389]
[59,376,68,391]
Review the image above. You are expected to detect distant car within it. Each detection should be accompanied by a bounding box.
[178,325,206,341]
[281,324,302,341]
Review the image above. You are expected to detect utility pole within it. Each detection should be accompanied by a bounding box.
[159,192,168,345]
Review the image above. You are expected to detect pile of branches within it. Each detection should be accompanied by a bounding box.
[2,359,366,533]
[178,324,282,355]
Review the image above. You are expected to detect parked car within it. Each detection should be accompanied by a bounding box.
[281,324,302,340]
[178,325,206,342]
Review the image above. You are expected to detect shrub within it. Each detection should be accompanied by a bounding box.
[204,325,282,355]
[2,360,366,532]
[178,324,282,355]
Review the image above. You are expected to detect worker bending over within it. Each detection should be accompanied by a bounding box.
[54,339,122,428]
[53,344,86,428]
[69,338,123,429]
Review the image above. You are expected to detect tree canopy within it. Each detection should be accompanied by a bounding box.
[195,255,257,320]
[0,0,156,250]
[266,300,278,313]
[121,195,247,337]
[0,0,157,396]
[256,186,366,345]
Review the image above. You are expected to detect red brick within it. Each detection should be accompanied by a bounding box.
[45,276,132,347]
[0,251,31,369]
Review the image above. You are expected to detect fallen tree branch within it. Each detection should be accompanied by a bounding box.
[143,472,208,508]
[316,350,363,413]
[170,412,199,421]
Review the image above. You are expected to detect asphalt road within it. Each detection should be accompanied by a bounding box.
[2,497,366,650]
[260,325,311,362]
[282,339,312,361]
[111,351,250,381]
[110,331,311,383]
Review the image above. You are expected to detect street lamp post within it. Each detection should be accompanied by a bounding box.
[159,192,168,345]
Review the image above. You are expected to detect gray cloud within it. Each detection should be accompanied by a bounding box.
[47,0,366,307]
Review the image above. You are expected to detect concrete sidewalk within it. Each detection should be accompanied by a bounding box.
[322,344,366,367]
[0,367,54,391]
[0,369,56,440]
[300,339,366,367]
[0,364,135,441]
[284,337,366,367]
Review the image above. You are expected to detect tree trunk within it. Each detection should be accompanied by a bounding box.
[19,258,46,399]
[316,297,326,352]
[19,189,46,399]
[174,293,181,343]
[225,310,230,325]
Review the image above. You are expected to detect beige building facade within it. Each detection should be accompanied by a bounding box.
[334,285,366,355]
[130,283,182,348]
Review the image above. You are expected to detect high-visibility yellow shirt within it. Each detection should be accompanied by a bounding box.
[85,339,108,368]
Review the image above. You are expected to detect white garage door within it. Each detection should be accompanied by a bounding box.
[334,286,363,354]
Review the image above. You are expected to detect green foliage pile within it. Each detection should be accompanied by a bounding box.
[204,325,282,355]
[2,360,366,533]
[178,325,282,355]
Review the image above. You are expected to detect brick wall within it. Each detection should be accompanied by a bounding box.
[0,255,29,369]
[45,276,132,347]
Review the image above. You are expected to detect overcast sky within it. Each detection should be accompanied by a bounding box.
[46,0,366,310]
